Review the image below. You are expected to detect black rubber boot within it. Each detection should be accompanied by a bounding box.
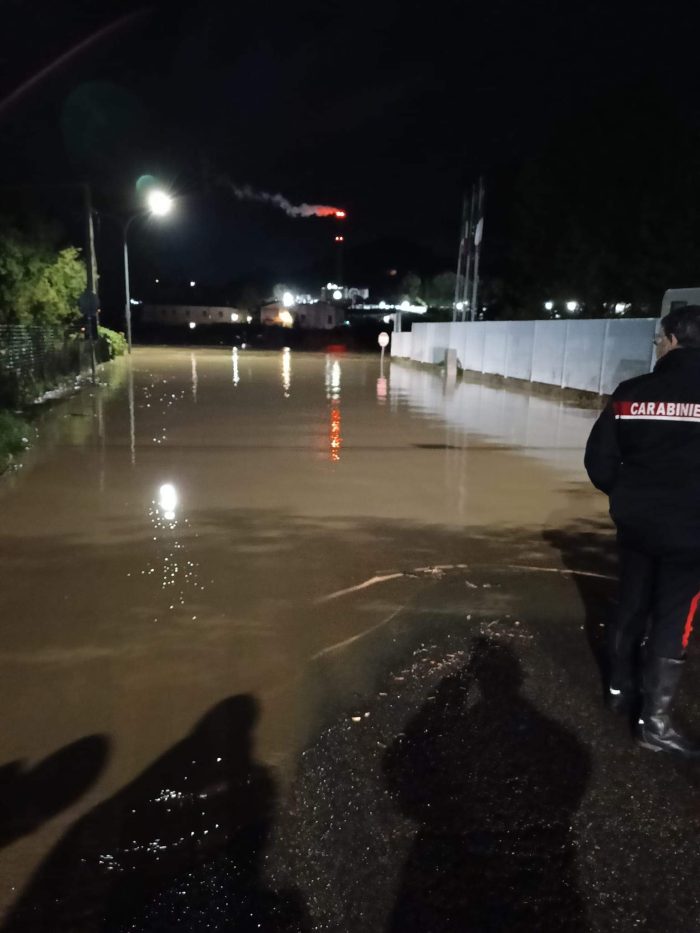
[604,627,636,715]
[637,656,700,757]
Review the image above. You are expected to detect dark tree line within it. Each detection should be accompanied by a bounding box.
[487,85,700,318]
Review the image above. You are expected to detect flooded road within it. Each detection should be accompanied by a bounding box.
[0,348,609,927]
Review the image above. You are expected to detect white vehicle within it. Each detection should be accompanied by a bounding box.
[661,288,700,318]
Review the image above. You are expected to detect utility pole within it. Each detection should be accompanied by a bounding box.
[470,176,486,322]
[453,192,468,322]
[462,183,477,319]
[83,183,100,380]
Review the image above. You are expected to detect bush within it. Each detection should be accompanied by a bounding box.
[97,326,128,359]
[0,410,30,472]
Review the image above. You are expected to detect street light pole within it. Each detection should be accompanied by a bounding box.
[109,189,173,355]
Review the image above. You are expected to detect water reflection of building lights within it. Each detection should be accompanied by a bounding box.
[282,347,291,397]
[376,376,388,403]
[325,356,342,401]
[191,353,198,403]
[330,407,342,461]
[232,348,240,386]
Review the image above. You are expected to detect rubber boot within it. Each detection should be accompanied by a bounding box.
[636,656,700,757]
[604,627,636,715]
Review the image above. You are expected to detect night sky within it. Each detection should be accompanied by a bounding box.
[1,0,699,301]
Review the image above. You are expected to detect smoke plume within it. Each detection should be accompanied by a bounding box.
[223,181,343,218]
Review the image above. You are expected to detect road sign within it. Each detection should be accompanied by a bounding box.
[378,332,390,348]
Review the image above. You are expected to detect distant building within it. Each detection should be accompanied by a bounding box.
[260,302,294,327]
[260,301,344,330]
[142,305,246,326]
[295,302,344,329]
[321,285,369,303]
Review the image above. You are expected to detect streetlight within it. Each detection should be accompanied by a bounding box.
[121,188,174,353]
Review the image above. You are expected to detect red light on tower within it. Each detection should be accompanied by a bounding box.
[335,210,346,219]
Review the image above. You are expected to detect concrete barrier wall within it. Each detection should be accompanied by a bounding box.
[391,318,657,394]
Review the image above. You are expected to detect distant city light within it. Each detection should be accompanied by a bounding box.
[544,300,554,311]
[246,315,252,323]
[566,300,579,312]
[456,301,464,311]
[278,309,294,326]
[383,315,392,323]
[335,210,347,219]
[282,291,295,307]
[333,289,343,300]
[147,190,173,216]
[155,278,160,284]
[241,343,247,349]
[190,281,196,287]
[400,299,410,310]
[189,321,196,329]
[230,312,239,322]
[335,235,344,242]
[379,300,387,309]
[614,302,629,314]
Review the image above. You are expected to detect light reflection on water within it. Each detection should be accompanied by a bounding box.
[142,483,204,621]
[325,355,343,461]
[388,361,599,475]
[281,347,291,397]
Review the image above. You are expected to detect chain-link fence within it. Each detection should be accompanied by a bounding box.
[0,325,109,407]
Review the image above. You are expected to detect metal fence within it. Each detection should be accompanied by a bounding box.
[391,318,658,395]
[0,325,106,407]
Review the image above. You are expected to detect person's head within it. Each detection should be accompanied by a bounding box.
[656,305,700,359]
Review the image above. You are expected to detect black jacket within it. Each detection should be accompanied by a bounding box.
[585,347,700,554]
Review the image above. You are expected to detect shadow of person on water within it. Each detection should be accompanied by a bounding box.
[0,735,109,851]
[384,638,591,933]
[3,695,307,933]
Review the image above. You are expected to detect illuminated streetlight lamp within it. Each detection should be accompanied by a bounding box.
[147,190,173,216]
[120,187,175,353]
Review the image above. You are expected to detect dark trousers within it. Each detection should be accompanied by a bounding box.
[612,545,700,663]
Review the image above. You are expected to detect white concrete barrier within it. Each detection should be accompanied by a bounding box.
[390,318,657,394]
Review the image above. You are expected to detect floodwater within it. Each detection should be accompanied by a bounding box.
[0,348,608,927]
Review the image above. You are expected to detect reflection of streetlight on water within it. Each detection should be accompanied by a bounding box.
[158,483,178,522]
[145,483,205,622]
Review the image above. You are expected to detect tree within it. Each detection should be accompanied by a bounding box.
[425,271,458,307]
[0,218,86,327]
[399,271,422,302]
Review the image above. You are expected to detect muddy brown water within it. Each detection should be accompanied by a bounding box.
[0,348,608,924]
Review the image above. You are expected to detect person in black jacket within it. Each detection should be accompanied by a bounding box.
[585,305,700,757]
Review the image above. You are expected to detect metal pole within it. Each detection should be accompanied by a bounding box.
[453,192,467,322]
[462,184,476,319]
[470,177,485,322]
[123,221,132,354]
[83,183,98,381]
